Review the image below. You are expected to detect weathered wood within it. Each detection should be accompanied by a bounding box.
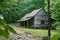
[34,9,48,28]
[24,22,25,27]
[27,21,28,28]
[19,8,52,29]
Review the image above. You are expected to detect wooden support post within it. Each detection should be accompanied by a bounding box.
[27,21,28,28]
[24,22,25,27]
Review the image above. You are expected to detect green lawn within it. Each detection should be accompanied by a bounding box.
[51,34,60,40]
[14,27,60,37]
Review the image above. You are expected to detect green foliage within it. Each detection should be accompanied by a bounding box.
[0,19,17,38]
[51,34,60,40]
[51,1,60,21]
[0,0,60,23]
[45,0,60,22]
[0,29,9,38]
[52,22,60,27]
[0,0,17,37]
[5,25,17,34]
[45,0,60,29]
[0,0,45,22]
[18,0,45,18]
[0,0,20,22]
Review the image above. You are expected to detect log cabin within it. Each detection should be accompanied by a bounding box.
[18,8,55,29]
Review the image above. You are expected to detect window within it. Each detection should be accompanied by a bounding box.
[41,20,44,24]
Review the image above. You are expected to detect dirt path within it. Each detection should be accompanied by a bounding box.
[9,27,42,40]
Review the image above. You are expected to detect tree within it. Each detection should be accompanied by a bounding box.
[45,0,60,21]
[0,0,45,22]
[18,0,45,18]
[0,0,17,38]
[0,19,17,38]
[45,0,60,28]
[0,0,20,22]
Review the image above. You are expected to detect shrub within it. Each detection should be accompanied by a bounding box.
[52,22,60,29]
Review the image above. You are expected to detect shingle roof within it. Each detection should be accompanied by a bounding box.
[19,8,42,21]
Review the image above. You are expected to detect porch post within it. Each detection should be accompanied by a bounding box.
[24,22,25,27]
[27,21,28,28]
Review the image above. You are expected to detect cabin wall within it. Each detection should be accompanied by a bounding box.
[28,17,34,27]
[20,18,34,27]
[34,10,48,28]
[20,21,25,26]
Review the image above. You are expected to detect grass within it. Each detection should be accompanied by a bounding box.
[9,24,60,38]
[51,34,60,40]
[9,24,60,40]
[14,27,60,37]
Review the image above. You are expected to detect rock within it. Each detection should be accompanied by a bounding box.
[9,28,42,40]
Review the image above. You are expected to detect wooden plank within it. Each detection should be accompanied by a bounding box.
[27,21,28,28]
